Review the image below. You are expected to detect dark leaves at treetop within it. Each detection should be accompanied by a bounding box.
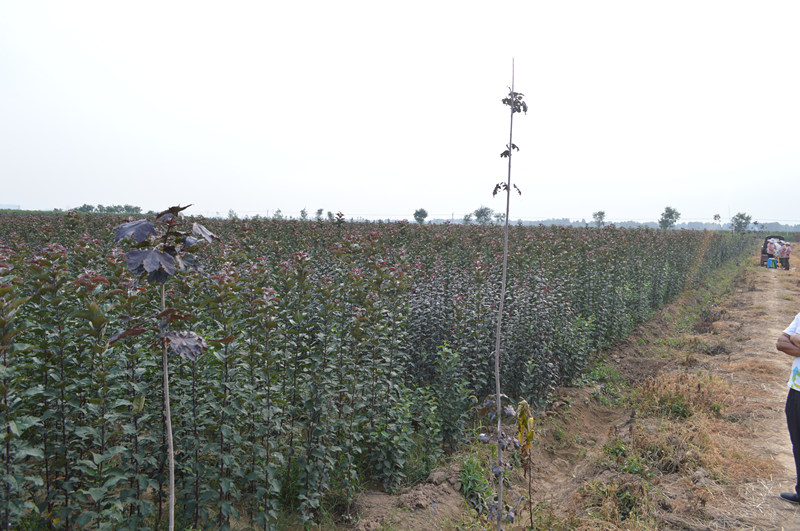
[156,204,192,220]
[114,220,156,244]
[493,182,520,197]
[125,249,175,283]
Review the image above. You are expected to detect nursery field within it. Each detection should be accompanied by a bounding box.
[354,247,800,530]
[0,212,755,529]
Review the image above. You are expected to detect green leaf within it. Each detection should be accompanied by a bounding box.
[88,486,108,503]
[13,445,43,461]
[310,448,325,459]
[132,395,145,415]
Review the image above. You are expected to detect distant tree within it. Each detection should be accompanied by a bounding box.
[413,208,428,225]
[327,211,334,222]
[462,213,473,225]
[592,210,606,228]
[474,206,493,225]
[730,212,752,234]
[227,209,238,220]
[273,209,283,220]
[658,206,680,230]
[76,203,95,213]
[316,208,324,221]
[493,212,506,224]
[300,208,308,221]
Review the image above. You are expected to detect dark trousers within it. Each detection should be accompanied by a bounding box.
[780,258,790,270]
[786,388,800,494]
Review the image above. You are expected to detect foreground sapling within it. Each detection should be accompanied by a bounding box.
[113,205,217,531]
[489,62,526,530]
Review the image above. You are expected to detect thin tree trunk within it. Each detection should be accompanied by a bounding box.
[493,59,517,531]
[161,283,175,531]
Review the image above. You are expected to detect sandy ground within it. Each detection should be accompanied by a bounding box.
[351,256,800,530]
[698,261,800,530]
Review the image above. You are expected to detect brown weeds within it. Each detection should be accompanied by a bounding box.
[628,370,779,484]
[632,371,734,420]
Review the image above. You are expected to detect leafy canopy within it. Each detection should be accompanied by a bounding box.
[730,212,752,233]
[658,206,681,230]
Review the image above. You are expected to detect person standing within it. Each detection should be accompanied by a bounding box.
[768,239,777,260]
[776,319,800,503]
[781,243,792,270]
[777,243,788,270]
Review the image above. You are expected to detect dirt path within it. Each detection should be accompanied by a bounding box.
[696,261,800,530]
[351,258,800,530]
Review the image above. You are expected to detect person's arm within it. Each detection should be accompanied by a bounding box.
[792,333,800,347]
[777,333,800,357]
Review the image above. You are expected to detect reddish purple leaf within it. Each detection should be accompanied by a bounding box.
[115,220,156,244]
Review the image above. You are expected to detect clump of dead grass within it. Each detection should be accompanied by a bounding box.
[631,421,703,475]
[573,473,655,529]
[631,371,734,420]
[627,370,780,484]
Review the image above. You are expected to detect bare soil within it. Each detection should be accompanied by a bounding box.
[350,257,800,530]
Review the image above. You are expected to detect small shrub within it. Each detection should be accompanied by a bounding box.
[460,453,494,514]
[405,387,443,485]
[431,344,475,450]
[576,361,626,407]
[578,477,651,523]
[602,438,651,478]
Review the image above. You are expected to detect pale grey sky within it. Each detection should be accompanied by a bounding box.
[2,1,799,223]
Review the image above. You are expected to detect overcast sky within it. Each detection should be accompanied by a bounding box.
[2,1,799,224]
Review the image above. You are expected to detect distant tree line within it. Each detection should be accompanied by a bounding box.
[74,204,145,215]
[415,207,800,233]
[24,204,796,233]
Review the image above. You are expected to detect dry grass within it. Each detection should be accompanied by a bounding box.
[573,474,654,529]
[631,371,735,420]
[726,358,782,384]
[621,369,780,506]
